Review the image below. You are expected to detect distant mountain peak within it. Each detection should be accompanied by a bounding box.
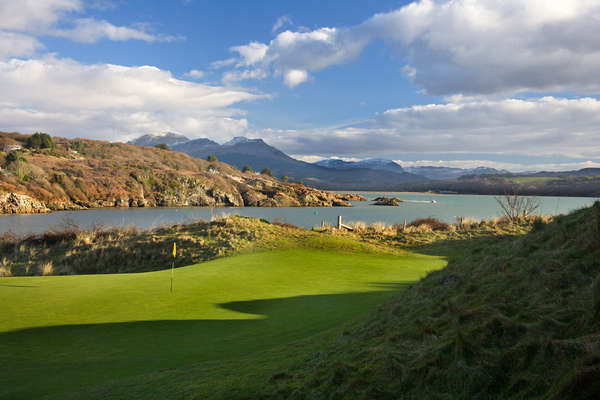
[315,158,405,174]
[223,136,264,146]
[128,132,190,147]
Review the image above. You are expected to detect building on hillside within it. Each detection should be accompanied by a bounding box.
[2,144,22,152]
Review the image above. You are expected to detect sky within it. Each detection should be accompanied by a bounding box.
[1,0,600,171]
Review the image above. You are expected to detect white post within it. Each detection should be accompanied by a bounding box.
[337,215,342,230]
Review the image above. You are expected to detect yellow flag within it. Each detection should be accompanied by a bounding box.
[172,242,176,258]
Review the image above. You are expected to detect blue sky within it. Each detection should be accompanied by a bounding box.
[1,0,600,171]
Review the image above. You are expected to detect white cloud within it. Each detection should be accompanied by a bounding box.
[272,15,293,34]
[0,56,266,141]
[361,0,600,95]
[283,69,308,88]
[0,32,42,59]
[255,97,600,159]
[210,58,236,69]
[0,0,179,46]
[231,42,269,66]
[0,0,82,32]
[222,69,268,84]
[51,18,181,43]
[184,69,205,79]
[227,27,367,87]
[222,0,600,93]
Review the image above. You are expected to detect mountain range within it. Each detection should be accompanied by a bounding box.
[128,133,509,190]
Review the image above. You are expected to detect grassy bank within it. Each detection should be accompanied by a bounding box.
[262,203,600,399]
[0,214,534,277]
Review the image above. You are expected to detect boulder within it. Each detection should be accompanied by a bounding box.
[0,192,49,214]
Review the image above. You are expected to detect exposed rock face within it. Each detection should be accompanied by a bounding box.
[0,192,49,214]
[372,196,403,206]
[335,193,368,202]
[0,177,351,214]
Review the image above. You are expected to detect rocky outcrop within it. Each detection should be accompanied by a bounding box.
[0,177,351,213]
[335,193,368,202]
[372,196,403,206]
[0,192,50,214]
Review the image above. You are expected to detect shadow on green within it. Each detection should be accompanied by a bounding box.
[1,286,408,399]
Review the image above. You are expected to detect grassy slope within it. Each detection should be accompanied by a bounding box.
[0,236,445,399]
[509,176,561,184]
[262,204,600,399]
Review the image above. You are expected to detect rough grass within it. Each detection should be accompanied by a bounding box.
[260,203,600,399]
[0,216,314,276]
[0,237,445,399]
[0,214,524,277]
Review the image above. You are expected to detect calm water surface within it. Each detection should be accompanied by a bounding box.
[0,192,597,235]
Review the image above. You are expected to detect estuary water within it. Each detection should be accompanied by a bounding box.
[0,192,597,235]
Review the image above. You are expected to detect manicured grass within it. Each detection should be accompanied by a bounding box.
[0,246,445,399]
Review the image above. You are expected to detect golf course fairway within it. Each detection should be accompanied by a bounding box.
[0,247,445,399]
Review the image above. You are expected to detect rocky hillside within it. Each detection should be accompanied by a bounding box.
[0,132,351,214]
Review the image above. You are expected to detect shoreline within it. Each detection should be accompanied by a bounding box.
[331,189,600,198]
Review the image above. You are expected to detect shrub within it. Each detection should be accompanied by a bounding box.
[5,150,25,164]
[261,168,273,177]
[155,143,169,150]
[70,140,84,152]
[496,192,540,222]
[207,155,218,162]
[9,160,30,181]
[39,261,54,276]
[242,165,253,173]
[281,175,289,182]
[409,218,449,231]
[26,132,55,150]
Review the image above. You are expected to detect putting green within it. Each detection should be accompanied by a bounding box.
[0,248,445,399]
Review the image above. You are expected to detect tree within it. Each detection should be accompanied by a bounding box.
[296,180,304,185]
[26,132,54,149]
[70,140,84,152]
[207,155,218,162]
[495,191,540,222]
[261,167,273,177]
[281,175,289,182]
[242,165,253,173]
[155,143,169,150]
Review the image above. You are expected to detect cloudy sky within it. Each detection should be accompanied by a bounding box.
[1,0,600,171]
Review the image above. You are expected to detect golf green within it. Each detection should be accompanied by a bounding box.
[0,248,445,399]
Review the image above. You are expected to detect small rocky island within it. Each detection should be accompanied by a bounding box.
[372,196,403,206]
[334,193,368,202]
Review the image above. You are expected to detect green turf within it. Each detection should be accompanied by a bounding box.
[0,246,445,399]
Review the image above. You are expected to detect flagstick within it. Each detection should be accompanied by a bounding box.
[171,242,176,293]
